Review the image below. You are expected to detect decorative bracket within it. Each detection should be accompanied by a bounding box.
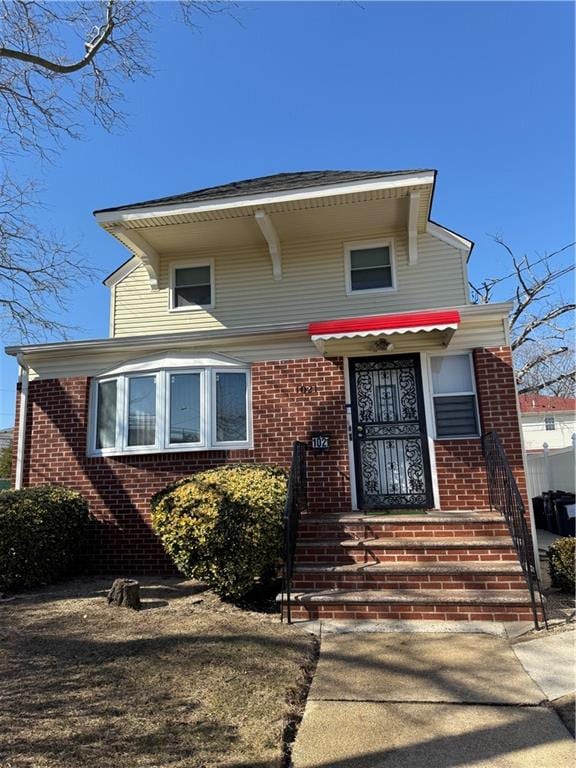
[110,225,160,290]
[408,192,420,265]
[255,210,282,280]
[442,327,456,347]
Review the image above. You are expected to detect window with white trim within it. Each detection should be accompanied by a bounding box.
[171,262,213,309]
[89,366,250,455]
[430,354,479,438]
[345,240,395,294]
[545,416,556,431]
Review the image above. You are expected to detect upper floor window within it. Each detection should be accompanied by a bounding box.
[170,261,214,310]
[89,360,250,456]
[545,416,556,431]
[345,240,396,295]
[430,353,479,439]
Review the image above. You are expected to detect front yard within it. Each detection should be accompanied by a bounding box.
[0,578,314,768]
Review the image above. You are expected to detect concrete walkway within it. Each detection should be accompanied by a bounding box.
[512,629,575,701]
[293,632,575,767]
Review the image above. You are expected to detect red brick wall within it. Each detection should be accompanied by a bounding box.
[13,357,350,573]
[434,346,527,510]
[11,345,527,571]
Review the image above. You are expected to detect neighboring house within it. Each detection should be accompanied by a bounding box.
[6,169,539,622]
[519,394,576,450]
[519,395,576,498]
[0,427,12,451]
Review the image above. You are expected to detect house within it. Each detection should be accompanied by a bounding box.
[5,170,541,622]
[0,427,12,451]
[519,394,576,451]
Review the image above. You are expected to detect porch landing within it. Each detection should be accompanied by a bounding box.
[283,510,541,623]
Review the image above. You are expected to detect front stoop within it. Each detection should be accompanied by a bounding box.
[282,512,542,622]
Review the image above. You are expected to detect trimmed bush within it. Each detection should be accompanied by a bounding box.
[547,537,575,593]
[151,464,287,599]
[0,485,90,591]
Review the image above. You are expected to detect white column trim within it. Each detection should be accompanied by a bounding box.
[408,192,420,265]
[254,210,282,280]
[110,225,160,290]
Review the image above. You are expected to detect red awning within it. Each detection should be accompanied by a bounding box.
[308,309,461,340]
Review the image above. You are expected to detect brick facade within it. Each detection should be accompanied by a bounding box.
[12,346,527,573]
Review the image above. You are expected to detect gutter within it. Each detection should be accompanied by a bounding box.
[14,353,29,490]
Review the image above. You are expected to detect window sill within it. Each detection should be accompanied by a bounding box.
[88,443,253,458]
[168,304,214,313]
[345,286,398,297]
[434,435,481,441]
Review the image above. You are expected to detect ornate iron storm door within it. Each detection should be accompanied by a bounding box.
[349,355,433,509]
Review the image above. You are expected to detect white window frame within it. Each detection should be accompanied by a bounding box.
[169,259,215,312]
[88,365,251,456]
[427,350,481,440]
[344,239,397,296]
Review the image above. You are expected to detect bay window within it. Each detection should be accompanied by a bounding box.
[89,365,251,455]
[430,353,479,438]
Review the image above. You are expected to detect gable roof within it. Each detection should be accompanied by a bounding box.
[94,169,434,215]
[518,394,576,414]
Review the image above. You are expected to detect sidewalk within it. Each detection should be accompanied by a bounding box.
[293,631,575,767]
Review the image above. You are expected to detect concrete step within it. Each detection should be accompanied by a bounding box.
[294,561,523,574]
[280,588,540,622]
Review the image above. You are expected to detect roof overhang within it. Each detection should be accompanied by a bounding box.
[309,309,461,353]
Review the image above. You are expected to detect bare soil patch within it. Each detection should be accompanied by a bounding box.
[0,577,314,768]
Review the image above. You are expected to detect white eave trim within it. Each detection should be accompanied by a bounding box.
[426,221,473,252]
[103,256,139,288]
[94,171,436,225]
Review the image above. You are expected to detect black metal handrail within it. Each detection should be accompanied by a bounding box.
[282,441,308,624]
[482,431,547,630]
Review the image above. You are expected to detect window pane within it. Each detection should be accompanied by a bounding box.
[175,266,211,287]
[350,266,392,291]
[170,373,201,444]
[350,247,390,270]
[175,284,211,307]
[216,372,247,442]
[96,380,117,449]
[127,376,156,446]
[545,416,556,431]
[434,395,478,437]
[431,355,474,394]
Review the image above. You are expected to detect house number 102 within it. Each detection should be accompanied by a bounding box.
[296,384,318,395]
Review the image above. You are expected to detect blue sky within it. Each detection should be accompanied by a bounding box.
[0,0,574,428]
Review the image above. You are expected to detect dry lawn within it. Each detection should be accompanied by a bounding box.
[0,578,313,768]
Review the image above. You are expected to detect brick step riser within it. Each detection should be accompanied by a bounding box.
[295,548,518,564]
[298,523,509,539]
[286,604,541,622]
[291,573,528,591]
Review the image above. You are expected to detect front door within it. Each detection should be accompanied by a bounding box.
[349,354,433,509]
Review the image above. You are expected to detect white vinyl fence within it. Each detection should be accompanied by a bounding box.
[526,435,576,499]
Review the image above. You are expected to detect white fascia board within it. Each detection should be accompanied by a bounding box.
[103,256,140,288]
[426,221,473,252]
[5,321,310,359]
[94,171,436,225]
[458,301,514,319]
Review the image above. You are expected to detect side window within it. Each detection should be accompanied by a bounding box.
[345,241,395,294]
[171,263,213,309]
[545,416,556,431]
[431,354,479,438]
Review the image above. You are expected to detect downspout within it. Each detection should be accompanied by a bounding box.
[14,353,30,490]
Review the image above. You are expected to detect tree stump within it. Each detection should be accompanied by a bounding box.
[107,578,141,610]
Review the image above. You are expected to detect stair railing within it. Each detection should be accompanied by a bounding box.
[482,431,547,630]
[282,441,308,624]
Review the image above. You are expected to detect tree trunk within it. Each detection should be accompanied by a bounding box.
[107,578,141,610]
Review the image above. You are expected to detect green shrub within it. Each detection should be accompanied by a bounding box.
[151,464,287,600]
[0,485,90,591]
[547,537,576,593]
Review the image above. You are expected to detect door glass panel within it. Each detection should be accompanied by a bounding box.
[170,373,201,444]
[216,372,247,442]
[127,376,156,446]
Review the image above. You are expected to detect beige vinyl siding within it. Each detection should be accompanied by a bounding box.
[112,230,468,337]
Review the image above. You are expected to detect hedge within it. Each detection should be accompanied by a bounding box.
[547,537,575,593]
[151,464,287,599]
[0,485,90,591]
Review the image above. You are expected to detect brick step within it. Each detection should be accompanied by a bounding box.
[292,561,527,591]
[280,589,540,622]
[295,537,517,564]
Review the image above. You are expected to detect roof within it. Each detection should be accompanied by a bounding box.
[518,394,576,414]
[94,169,434,214]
